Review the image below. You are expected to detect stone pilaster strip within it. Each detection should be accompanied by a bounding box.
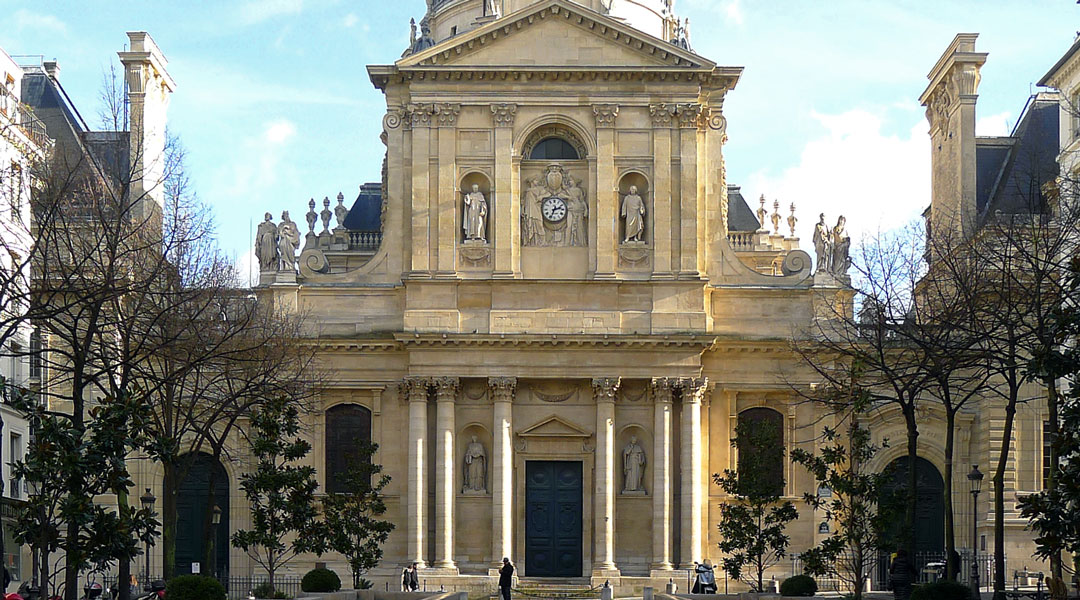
[650,377,675,571]
[490,376,516,569]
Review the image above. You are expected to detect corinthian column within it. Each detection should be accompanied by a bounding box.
[403,377,430,568]
[651,378,675,571]
[489,377,516,568]
[592,377,620,575]
[433,377,459,571]
[679,377,707,569]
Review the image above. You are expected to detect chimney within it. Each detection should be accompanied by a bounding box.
[919,33,987,244]
[42,60,60,80]
[117,31,176,224]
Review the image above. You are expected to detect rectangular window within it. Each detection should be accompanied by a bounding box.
[9,162,20,223]
[28,329,40,380]
[1043,419,1052,489]
[9,432,20,500]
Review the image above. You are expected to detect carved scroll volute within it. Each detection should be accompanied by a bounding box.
[650,377,675,404]
[383,106,405,132]
[591,377,621,403]
[677,377,708,405]
[489,377,517,402]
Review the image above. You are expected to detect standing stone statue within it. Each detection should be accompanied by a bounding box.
[621,185,645,243]
[255,212,278,272]
[463,436,487,493]
[463,184,488,242]
[830,215,851,275]
[622,435,646,494]
[565,177,588,247]
[523,177,545,246]
[812,213,831,273]
[277,211,301,272]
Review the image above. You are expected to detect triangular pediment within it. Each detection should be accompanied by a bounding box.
[396,0,714,70]
[518,414,592,438]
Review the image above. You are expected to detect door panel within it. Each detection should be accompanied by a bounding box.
[525,461,583,577]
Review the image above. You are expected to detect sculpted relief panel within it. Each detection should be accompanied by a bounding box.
[521,165,588,248]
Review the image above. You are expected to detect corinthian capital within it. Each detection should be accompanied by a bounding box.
[435,103,461,127]
[593,104,619,127]
[676,103,702,129]
[408,103,435,128]
[650,377,676,402]
[649,103,677,127]
[434,376,460,400]
[402,376,431,402]
[489,376,517,400]
[592,377,621,402]
[490,103,517,127]
[677,377,708,404]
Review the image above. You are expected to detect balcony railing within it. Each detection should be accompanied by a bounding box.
[349,230,382,251]
[727,230,756,251]
[0,86,51,150]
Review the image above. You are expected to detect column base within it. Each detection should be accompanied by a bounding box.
[591,567,621,579]
[422,565,459,576]
[650,564,675,574]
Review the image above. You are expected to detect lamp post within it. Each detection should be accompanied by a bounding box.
[968,465,984,597]
[140,488,156,583]
[210,505,222,580]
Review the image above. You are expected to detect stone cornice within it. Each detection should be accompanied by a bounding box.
[368,66,740,90]
[393,333,716,349]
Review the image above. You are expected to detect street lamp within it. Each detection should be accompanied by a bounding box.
[140,488,156,583]
[968,465,984,596]
[210,505,222,579]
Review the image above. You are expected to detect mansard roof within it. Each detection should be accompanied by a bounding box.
[370,0,740,90]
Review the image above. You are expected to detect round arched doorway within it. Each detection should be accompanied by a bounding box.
[175,453,230,577]
[881,456,945,554]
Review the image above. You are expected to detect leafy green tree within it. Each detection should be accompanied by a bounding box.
[791,417,897,600]
[232,395,324,592]
[320,441,394,589]
[714,419,799,592]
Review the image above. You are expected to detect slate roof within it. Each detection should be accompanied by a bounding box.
[344,183,382,231]
[727,185,762,231]
[976,92,1060,223]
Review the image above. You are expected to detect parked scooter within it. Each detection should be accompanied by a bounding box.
[136,580,164,600]
[81,582,104,600]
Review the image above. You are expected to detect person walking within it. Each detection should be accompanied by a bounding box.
[498,558,514,600]
[889,549,917,600]
[403,563,420,592]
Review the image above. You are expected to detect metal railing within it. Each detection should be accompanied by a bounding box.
[789,550,997,592]
[0,86,50,149]
[103,574,303,600]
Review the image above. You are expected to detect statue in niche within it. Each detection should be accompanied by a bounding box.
[812,213,831,273]
[463,184,488,243]
[521,165,588,248]
[523,177,545,246]
[255,212,278,272]
[830,215,851,276]
[622,435,646,494]
[621,186,645,243]
[277,211,300,272]
[566,177,588,247]
[462,436,487,494]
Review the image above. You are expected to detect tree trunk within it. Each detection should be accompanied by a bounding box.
[40,548,49,599]
[904,404,919,556]
[1045,376,1062,579]
[992,396,1018,600]
[944,409,957,580]
[118,489,131,600]
[162,463,179,580]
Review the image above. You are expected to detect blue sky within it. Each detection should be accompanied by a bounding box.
[2,1,1077,279]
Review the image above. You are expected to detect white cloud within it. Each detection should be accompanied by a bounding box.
[977,111,1012,137]
[264,119,297,144]
[234,247,258,289]
[172,59,357,110]
[236,0,304,25]
[724,0,744,26]
[343,13,358,28]
[12,9,67,34]
[745,109,930,259]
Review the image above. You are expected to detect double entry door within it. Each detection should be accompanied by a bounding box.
[524,461,583,577]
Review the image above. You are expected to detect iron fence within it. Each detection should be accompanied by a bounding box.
[102,574,303,600]
[790,550,998,592]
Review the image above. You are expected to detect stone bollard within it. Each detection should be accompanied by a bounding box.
[601,580,613,600]
[644,586,654,600]
[666,579,678,594]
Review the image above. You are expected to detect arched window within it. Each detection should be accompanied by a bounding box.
[736,407,785,497]
[529,137,580,160]
[325,404,372,493]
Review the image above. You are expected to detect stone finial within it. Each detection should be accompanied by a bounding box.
[771,199,781,235]
[334,192,349,229]
[320,196,332,234]
[756,195,768,230]
[787,203,797,237]
[305,199,317,234]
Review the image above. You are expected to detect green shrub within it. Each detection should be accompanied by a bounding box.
[910,580,972,600]
[780,575,818,597]
[166,575,226,600]
[252,582,288,598]
[357,578,374,590]
[301,568,342,593]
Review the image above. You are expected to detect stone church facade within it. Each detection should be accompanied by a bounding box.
[241,0,1054,592]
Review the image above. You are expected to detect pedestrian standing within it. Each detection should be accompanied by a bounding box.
[889,549,916,600]
[499,558,514,600]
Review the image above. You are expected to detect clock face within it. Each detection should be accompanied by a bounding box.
[542,197,567,222]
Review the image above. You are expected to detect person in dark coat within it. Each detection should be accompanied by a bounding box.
[889,549,917,600]
[499,557,514,600]
[404,563,420,592]
[949,549,962,581]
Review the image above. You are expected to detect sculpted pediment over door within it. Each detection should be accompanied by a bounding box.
[518,414,592,438]
[396,0,714,70]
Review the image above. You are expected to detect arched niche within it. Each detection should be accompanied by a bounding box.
[616,424,650,495]
[617,171,651,245]
[459,171,492,245]
[459,422,492,495]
